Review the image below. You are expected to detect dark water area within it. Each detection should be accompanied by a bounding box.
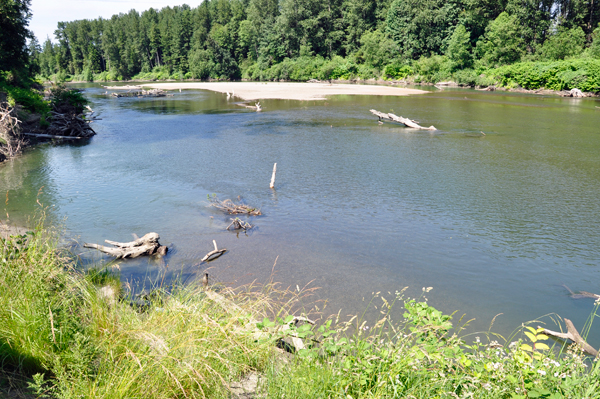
[3,84,599,345]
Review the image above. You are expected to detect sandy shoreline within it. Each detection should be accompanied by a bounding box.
[0,222,29,240]
[133,82,428,101]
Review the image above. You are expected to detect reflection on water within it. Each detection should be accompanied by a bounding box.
[3,84,600,345]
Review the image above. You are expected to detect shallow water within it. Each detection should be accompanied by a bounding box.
[3,84,600,345]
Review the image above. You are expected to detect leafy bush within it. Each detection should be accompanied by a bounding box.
[265,290,600,398]
[49,84,89,113]
[487,59,600,91]
[383,63,413,80]
[0,78,49,114]
[414,55,452,82]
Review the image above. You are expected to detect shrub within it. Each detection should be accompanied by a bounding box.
[383,63,413,80]
[487,59,600,91]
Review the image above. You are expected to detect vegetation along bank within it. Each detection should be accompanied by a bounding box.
[1,224,599,398]
[32,0,600,94]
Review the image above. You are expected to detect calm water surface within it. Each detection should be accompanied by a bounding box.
[3,84,600,344]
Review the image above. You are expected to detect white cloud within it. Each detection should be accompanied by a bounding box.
[30,0,203,43]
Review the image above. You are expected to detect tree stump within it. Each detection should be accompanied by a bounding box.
[84,232,167,259]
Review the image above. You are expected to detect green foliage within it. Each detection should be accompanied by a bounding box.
[49,85,89,113]
[0,225,278,398]
[538,27,586,61]
[446,24,473,70]
[1,226,600,398]
[357,29,398,69]
[383,63,413,79]
[589,24,600,59]
[0,0,33,72]
[386,0,461,59]
[0,76,49,114]
[27,0,600,85]
[487,59,600,91]
[413,54,452,82]
[476,12,525,66]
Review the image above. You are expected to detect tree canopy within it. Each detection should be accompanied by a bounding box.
[0,0,33,73]
[30,0,600,81]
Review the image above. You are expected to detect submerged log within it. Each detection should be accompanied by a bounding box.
[540,318,598,357]
[563,285,600,300]
[84,232,167,259]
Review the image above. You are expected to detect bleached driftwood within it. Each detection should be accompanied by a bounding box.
[22,132,82,140]
[388,113,436,130]
[270,163,277,189]
[236,102,262,111]
[201,240,226,262]
[569,88,584,98]
[84,232,167,259]
[540,318,598,357]
[370,109,436,130]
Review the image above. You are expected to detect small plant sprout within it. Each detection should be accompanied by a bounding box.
[521,326,550,360]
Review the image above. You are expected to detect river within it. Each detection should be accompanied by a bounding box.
[3,84,599,345]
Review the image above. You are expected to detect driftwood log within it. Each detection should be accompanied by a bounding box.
[84,232,167,259]
[209,196,262,216]
[201,240,226,262]
[540,318,598,357]
[370,109,436,130]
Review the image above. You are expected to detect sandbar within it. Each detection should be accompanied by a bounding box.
[137,82,427,101]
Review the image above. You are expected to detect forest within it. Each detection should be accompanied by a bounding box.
[24,0,600,89]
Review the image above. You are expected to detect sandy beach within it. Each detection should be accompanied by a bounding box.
[136,82,427,101]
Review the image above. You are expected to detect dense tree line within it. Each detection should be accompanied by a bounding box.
[34,0,600,82]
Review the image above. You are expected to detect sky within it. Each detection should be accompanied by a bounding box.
[29,0,203,43]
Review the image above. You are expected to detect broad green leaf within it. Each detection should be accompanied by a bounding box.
[535,342,550,351]
[524,331,537,342]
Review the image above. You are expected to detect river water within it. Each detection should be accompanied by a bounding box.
[3,84,599,344]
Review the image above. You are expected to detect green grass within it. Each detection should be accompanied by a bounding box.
[1,223,599,398]
[0,223,283,398]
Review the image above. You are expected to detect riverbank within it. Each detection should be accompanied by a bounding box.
[1,224,599,398]
[132,81,427,101]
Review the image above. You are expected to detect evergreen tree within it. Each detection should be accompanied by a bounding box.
[0,0,33,73]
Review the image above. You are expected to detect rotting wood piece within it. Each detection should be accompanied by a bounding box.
[540,318,599,358]
[84,232,167,259]
[226,218,253,231]
[209,196,262,216]
[201,240,226,262]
